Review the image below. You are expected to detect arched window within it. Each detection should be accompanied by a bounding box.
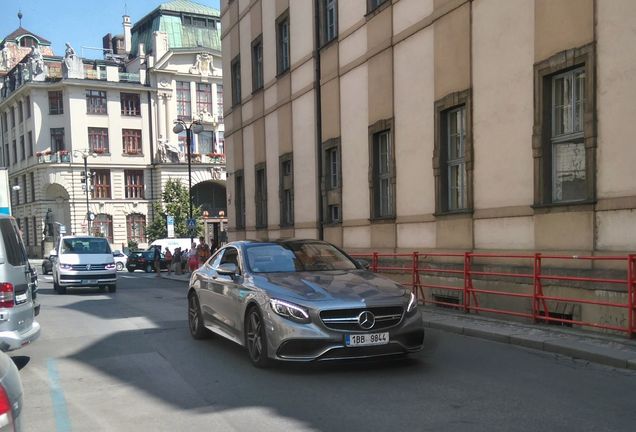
[19,36,37,48]
[92,213,113,243]
[126,213,146,244]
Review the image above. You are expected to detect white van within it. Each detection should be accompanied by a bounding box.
[149,238,193,254]
[51,236,117,294]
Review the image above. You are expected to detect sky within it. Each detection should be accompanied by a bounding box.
[1,0,221,58]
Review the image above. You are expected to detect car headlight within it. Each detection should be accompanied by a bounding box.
[270,299,310,323]
[406,292,418,315]
[60,263,73,270]
[105,263,116,270]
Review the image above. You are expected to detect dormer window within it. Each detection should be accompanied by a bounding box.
[19,36,37,48]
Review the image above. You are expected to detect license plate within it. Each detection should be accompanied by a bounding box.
[15,293,27,303]
[345,332,389,347]
[81,280,91,285]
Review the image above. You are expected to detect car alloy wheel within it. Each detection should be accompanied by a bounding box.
[116,262,124,271]
[188,294,209,339]
[245,307,271,368]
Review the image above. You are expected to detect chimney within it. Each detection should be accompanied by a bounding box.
[123,15,132,54]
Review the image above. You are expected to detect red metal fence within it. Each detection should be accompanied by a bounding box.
[350,251,636,338]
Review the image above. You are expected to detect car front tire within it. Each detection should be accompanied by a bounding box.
[116,262,124,271]
[188,293,209,340]
[145,264,153,273]
[54,279,66,295]
[127,267,134,272]
[245,307,271,368]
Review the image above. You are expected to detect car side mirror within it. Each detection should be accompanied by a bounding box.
[217,263,238,276]
[355,259,370,270]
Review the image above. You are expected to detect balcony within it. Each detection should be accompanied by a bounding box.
[36,150,71,164]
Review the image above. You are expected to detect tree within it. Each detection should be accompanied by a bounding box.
[146,179,202,242]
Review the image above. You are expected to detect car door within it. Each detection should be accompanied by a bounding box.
[205,247,244,341]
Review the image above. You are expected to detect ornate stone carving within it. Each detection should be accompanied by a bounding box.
[62,43,85,79]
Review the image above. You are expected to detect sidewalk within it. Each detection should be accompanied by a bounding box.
[422,306,636,370]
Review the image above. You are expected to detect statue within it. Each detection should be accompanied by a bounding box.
[30,45,45,75]
[45,208,54,238]
[190,53,212,76]
[0,46,11,70]
[64,43,76,68]
[62,42,84,79]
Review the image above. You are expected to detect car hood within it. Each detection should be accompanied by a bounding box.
[251,270,408,303]
[58,253,115,265]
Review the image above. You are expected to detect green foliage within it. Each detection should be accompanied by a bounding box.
[146,179,203,242]
[127,239,139,251]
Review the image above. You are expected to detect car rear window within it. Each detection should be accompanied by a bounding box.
[61,238,112,254]
[0,219,27,266]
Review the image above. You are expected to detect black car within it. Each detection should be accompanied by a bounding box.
[126,250,167,273]
[41,255,53,275]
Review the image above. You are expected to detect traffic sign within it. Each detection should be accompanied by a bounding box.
[187,218,196,229]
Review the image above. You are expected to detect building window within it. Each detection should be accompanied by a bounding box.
[91,169,111,199]
[216,84,224,120]
[322,139,342,224]
[120,93,141,116]
[19,136,25,161]
[92,213,113,243]
[21,175,26,203]
[30,172,35,203]
[252,36,264,91]
[28,132,33,157]
[11,140,16,164]
[127,214,146,244]
[276,11,290,75]
[217,131,225,155]
[197,131,214,155]
[434,90,473,214]
[122,129,142,155]
[51,128,65,152]
[24,218,29,246]
[88,128,109,154]
[19,36,37,48]
[2,113,7,132]
[10,108,15,128]
[255,165,267,229]
[26,96,31,118]
[280,154,294,227]
[86,90,107,114]
[124,170,144,199]
[17,101,23,124]
[367,0,387,13]
[371,128,394,219]
[49,91,64,115]
[234,170,245,229]
[196,83,212,115]
[320,0,338,45]
[231,56,241,107]
[176,81,191,120]
[533,44,595,206]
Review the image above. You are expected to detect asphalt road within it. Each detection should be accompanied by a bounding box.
[11,272,636,432]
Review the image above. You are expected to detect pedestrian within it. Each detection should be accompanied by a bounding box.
[153,245,161,277]
[164,247,173,275]
[210,238,218,255]
[173,247,182,275]
[196,236,211,267]
[188,242,198,273]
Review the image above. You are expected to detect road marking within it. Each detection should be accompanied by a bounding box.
[47,358,72,432]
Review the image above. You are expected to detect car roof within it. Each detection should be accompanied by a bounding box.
[227,239,331,248]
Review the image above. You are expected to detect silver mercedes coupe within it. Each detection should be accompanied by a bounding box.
[187,239,424,367]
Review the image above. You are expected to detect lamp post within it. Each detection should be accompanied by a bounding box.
[74,150,96,234]
[172,119,203,243]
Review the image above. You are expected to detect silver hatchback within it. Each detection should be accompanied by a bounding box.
[188,239,424,367]
[0,216,40,352]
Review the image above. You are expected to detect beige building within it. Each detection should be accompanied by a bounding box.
[221,0,636,257]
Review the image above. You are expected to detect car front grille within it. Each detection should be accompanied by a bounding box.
[69,264,109,271]
[60,273,115,280]
[320,306,404,331]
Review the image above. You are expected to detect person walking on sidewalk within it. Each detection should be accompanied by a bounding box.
[188,242,198,273]
[173,247,182,275]
[153,245,161,277]
[164,247,173,275]
[196,236,211,267]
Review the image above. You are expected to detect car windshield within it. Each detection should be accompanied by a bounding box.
[61,238,111,254]
[245,242,357,273]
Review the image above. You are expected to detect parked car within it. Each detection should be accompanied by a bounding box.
[0,350,24,431]
[51,236,117,294]
[0,215,41,352]
[112,250,128,271]
[41,255,53,275]
[187,239,424,367]
[126,250,168,273]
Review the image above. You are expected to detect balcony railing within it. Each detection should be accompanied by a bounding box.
[36,150,71,164]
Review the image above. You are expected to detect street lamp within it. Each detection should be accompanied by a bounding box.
[172,119,203,243]
[73,149,96,234]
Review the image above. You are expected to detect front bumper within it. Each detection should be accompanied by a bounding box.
[58,272,117,287]
[0,320,41,352]
[265,307,424,362]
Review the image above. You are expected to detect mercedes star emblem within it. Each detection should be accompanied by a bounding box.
[358,311,375,330]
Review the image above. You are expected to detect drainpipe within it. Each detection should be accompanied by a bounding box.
[148,91,155,221]
[314,0,324,240]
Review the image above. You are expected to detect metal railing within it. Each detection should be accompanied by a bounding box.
[350,251,636,338]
